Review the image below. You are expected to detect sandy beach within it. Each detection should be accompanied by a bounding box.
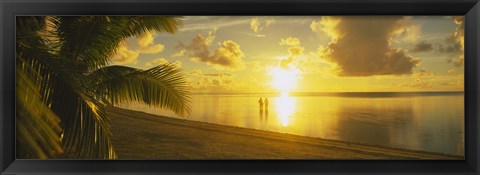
[108,107,463,160]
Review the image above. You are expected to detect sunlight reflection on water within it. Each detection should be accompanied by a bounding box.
[276,92,295,126]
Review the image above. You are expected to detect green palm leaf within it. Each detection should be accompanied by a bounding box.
[16,16,189,159]
[53,16,183,71]
[48,72,116,159]
[16,58,63,159]
[16,41,116,159]
[90,63,191,116]
[16,17,65,159]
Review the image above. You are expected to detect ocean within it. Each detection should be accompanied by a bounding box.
[120,92,464,156]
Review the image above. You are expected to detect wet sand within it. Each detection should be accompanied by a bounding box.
[108,107,463,160]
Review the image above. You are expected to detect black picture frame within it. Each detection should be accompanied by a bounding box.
[1,0,479,174]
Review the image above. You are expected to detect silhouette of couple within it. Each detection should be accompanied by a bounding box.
[258,97,269,110]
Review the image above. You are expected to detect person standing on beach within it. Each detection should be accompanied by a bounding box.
[258,97,264,110]
[264,97,269,109]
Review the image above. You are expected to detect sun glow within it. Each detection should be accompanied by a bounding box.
[275,92,296,126]
[269,67,300,93]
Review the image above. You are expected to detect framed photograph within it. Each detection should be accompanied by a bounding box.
[1,0,479,174]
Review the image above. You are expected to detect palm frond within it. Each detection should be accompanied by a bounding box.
[16,16,186,159]
[16,57,63,159]
[119,16,183,37]
[43,70,117,159]
[90,63,191,116]
[17,33,117,159]
[16,16,47,34]
[16,21,64,158]
[53,16,183,71]
[16,53,116,159]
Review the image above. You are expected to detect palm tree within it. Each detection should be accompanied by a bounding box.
[16,16,191,159]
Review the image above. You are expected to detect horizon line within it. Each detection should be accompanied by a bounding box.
[190,91,465,95]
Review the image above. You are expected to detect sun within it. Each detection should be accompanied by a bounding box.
[269,67,300,93]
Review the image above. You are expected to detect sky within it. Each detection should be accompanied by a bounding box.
[110,16,464,93]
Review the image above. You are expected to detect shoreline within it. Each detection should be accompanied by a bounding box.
[108,107,463,160]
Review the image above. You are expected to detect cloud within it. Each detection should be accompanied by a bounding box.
[145,57,168,67]
[278,37,305,69]
[440,81,462,86]
[393,23,421,43]
[181,16,316,33]
[111,42,139,64]
[181,16,249,32]
[201,40,245,70]
[310,17,342,41]
[137,32,156,48]
[136,32,165,54]
[448,55,464,67]
[437,16,464,53]
[237,32,266,38]
[189,69,204,77]
[138,44,165,54]
[111,32,166,64]
[410,76,432,89]
[453,16,464,50]
[187,69,237,92]
[312,16,420,76]
[280,37,301,46]
[415,69,433,77]
[265,18,275,27]
[144,58,182,68]
[250,17,275,33]
[250,18,261,33]
[182,32,213,61]
[171,49,186,57]
[182,31,245,70]
[204,73,232,77]
[410,41,434,52]
[436,40,462,53]
[439,74,464,86]
[280,37,304,57]
[398,70,433,89]
[287,45,304,56]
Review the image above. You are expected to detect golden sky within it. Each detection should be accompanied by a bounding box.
[111,16,464,93]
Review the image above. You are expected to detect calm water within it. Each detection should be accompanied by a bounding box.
[120,92,464,156]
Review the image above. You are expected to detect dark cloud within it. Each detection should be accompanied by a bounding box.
[453,16,464,49]
[436,43,462,53]
[186,33,213,62]
[314,16,419,76]
[410,41,433,52]
[436,35,462,53]
[441,17,464,67]
[437,16,464,53]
